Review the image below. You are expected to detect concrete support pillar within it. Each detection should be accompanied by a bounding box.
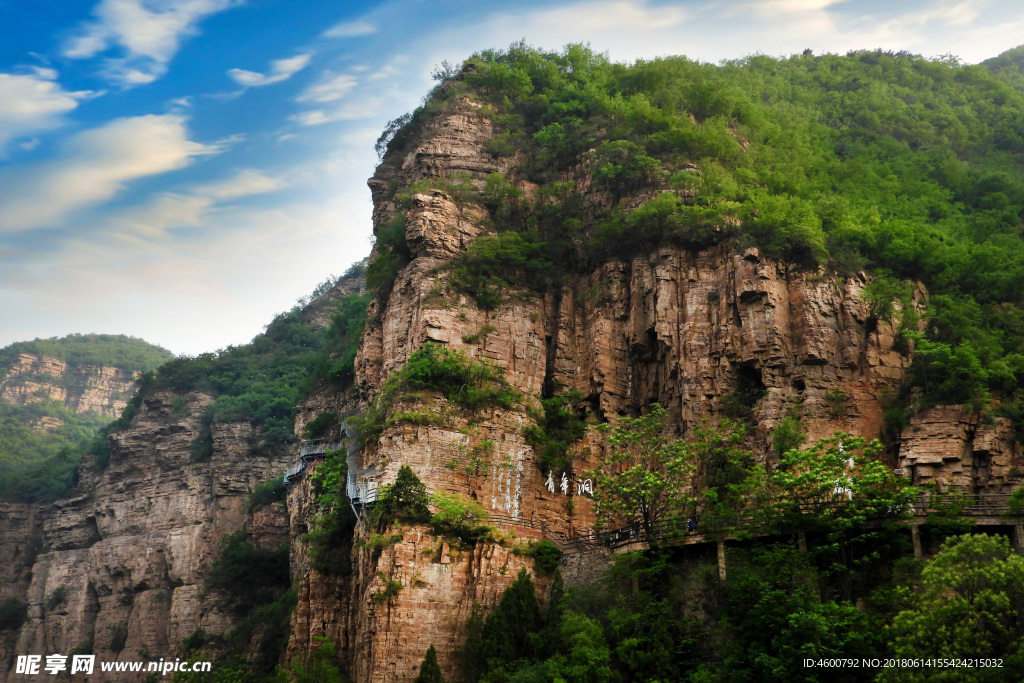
[797,531,807,552]
[911,524,922,558]
[1013,523,1024,553]
[717,540,727,581]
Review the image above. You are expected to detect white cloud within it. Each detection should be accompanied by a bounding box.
[495,0,687,35]
[367,55,409,82]
[290,97,385,127]
[107,169,288,238]
[62,0,241,86]
[296,72,358,103]
[0,71,91,153]
[30,66,60,80]
[199,169,286,199]
[291,110,331,126]
[228,53,312,87]
[0,114,216,232]
[322,20,377,38]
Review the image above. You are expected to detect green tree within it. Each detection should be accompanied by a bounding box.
[768,434,917,598]
[306,450,356,575]
[720,544,884,682]
[882,534,1024,682]
[476,569,542,676]
[375,464,430,526]
[414,645,446,683]
[540,612,613,683]
[429,490,492,543]
[275,637,345,683]
[590,403,697,541]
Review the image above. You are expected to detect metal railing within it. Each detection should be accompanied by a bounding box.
[551,492,1021,554]
[283,439,344,487]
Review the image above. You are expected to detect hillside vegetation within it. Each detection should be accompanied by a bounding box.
[376,42,1024,423]
[0,333,173,375]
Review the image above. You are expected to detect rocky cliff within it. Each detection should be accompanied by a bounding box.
[1,390,290,681]
[280,92,1019,681]
[1,354,139,420]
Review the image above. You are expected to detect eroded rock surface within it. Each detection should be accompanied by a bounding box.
[1,353,139,418]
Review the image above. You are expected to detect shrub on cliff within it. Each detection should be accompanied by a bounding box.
[274,636,345,683]
[0,598,27,631]
[314,292,370,389]
[306,449,356,575]
[429,491,492,543]
[374,465,430,527]
[352,343,521,450]
[401,343,520,411]
[523,390,587,474]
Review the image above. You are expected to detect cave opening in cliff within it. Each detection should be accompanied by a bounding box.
[721,362,767,419]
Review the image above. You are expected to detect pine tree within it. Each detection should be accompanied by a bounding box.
[413,645,445,683]
[477,569,542,667]
[377,464,430,526]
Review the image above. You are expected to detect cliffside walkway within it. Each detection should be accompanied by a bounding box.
[284,448,1021,561]
[542,493,1023,556]
[283,438,344,486]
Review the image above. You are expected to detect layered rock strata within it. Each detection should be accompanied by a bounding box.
[284,95,947,681]
[1,353,138,418]
[1,392,290,681]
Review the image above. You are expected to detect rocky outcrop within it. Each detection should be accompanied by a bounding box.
[898,406,1022,492]
[1,392,291,681]
[1,353,138,418]
[285,93,931,681]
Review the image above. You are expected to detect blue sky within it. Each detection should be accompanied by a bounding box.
[2,0,1023,356]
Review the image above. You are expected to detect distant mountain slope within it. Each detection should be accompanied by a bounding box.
[0,334,173,486]
[0,333,174,376]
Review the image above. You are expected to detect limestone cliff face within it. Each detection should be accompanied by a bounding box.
[898,406,1022,492]
[285,92,1022,682]
[0,391,290,681]
[0,353,138,419]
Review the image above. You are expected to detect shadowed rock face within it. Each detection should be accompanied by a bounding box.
[0,391,292,681]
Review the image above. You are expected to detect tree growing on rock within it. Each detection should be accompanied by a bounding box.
[413,644,446,683]
[374,464,430,527]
